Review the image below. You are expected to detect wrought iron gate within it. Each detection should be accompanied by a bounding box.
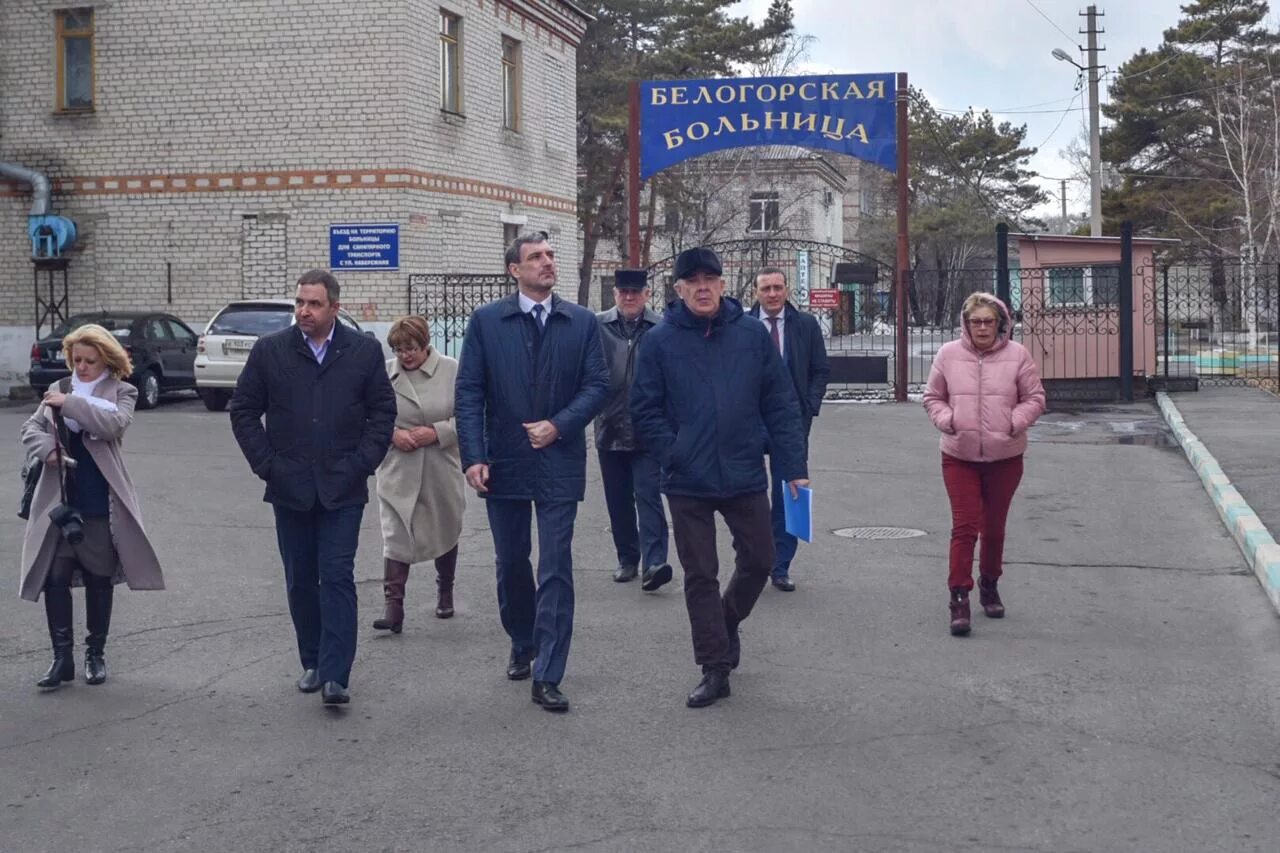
[408,273,513,358]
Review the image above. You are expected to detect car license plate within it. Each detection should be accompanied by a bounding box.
[223,339,254,354]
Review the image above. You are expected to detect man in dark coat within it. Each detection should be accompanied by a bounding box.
[455,232,610,713]
[630,247,809,708]
[751,267,831,591]
[594,269,671,591]
[230,269,396,706]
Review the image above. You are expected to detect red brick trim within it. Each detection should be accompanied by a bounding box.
[0,168,577,213]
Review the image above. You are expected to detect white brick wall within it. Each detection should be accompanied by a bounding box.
[0,0,588,383]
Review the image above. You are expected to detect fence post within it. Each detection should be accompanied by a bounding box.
[995,223,1010,307]
[1162,265,1170,378]
[1119,221,1134,402]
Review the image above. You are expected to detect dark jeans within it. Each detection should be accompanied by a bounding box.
[667,492,774,672]
[940,453,1024,591]
[486,498,577,685]
[273,503,364,688]
[598,448,668,570]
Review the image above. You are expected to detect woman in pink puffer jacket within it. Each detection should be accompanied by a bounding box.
[923,292,1046,636]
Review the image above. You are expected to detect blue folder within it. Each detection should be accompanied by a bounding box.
[782,482,813,543]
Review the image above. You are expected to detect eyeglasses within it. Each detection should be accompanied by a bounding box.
[967,318,998,327]
[393,345,425,355]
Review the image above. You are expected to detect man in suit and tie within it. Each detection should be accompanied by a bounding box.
[455,232,610,713]
[751,267,831,592]
[230,269,396,706]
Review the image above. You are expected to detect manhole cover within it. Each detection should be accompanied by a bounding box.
[832,526,927,540]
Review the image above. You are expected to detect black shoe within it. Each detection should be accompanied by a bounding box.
[37,651,75,689]
[321,681,350,705]
[727,626,741,671]
[771,575,796,592]
[84,651,107,685]
[296,668,321,693]
[506,650,532,681]
[641,563,673,592]
[686,670,731,708]
[531,680,569,713]
[613,563,639,583]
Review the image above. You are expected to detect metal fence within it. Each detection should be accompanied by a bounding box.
[1155,259,1280,392]
[406,243,1279,399]
[407,273,513,359]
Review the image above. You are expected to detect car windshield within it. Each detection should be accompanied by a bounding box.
[49,315,134,338]
[207,306,292,337]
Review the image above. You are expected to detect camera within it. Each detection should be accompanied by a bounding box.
[48,503,85,545]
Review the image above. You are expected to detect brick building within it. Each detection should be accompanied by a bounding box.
[0,0,591,385]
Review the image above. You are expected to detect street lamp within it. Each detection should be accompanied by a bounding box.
[1053,40,1103,238]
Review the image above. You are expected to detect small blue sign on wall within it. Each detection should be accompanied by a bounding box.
[330,223,400,271]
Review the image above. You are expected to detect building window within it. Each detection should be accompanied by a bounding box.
[748,192,780,233]
[440,10,462,114]
[1046,265,1121,307]
[501,37,522,131]
[503,222,521,248]
[56,8,95,111]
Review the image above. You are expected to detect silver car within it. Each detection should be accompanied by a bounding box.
[195,299,369,411]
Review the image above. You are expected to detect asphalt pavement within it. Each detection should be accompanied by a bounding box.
[1,392,1278,853]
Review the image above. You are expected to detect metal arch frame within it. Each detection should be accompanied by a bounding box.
[642,237,891,306]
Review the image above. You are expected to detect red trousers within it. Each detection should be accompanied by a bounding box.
[941,453,1024,591]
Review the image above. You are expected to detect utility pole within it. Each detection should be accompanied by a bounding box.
[1060,179,1069,233]
[1083,5,1104,238]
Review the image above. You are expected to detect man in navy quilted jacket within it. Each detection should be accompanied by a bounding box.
[630,247,810,708]
[455,232,609,714]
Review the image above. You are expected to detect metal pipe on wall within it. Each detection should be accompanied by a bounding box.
[0,160,51,216]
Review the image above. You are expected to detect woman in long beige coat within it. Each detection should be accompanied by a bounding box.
[20,323,164,689]
[373,316,466,633]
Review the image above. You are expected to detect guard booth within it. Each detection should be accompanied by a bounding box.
[1010,227,1173,401]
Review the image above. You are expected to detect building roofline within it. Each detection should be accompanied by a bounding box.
[1012,232,1181,246]
[556,0,595,22]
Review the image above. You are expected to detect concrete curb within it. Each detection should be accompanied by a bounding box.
[1157,392,1280,614]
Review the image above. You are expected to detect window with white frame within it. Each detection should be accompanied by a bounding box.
[440,10,462,113]
[1046,265,1122,307]
[748,192,780,233]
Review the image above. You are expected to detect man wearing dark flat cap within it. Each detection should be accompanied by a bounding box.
[630,246,810,708]
[595,269,672,592]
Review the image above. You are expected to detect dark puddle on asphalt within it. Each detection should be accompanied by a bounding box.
[1029,404,1176,447]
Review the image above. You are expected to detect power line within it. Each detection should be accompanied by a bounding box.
[1030,90,1083,151]
[1024,0,1078,46]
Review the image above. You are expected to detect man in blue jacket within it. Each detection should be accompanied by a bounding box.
[751,267,831,591]
[630,247,810,708]
[455,232,609,713]
[230,269,396,706]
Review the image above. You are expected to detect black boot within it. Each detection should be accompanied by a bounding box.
[37,586,75,689]
[84,576,114,685]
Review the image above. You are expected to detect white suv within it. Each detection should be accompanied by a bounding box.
[195,299,370,411]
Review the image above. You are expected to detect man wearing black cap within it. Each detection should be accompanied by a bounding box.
[630,246,810,708]
[595,269,672,591]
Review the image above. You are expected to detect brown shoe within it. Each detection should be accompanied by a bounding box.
[949,588,971,636]
[978,577,1005,618]
[373,559,410,633]
[435,547,457,619]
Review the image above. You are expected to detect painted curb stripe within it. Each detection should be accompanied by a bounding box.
[1157,392,1280,616]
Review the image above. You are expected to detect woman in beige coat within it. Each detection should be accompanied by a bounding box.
[373,316,466,633]
[20,324,164,688]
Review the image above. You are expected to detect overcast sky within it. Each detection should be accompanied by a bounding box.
[727,0,1194,218]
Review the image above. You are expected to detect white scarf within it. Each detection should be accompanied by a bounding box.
[63,373,118,435]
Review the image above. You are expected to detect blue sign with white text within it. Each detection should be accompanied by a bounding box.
[329,223,399,271]
[640,74,897,179]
